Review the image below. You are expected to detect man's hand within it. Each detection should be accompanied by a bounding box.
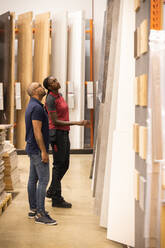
[41,151,49,163]
[78,120,90,127]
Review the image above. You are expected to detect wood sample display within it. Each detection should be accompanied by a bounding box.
[51,12,68,99]
[33,12,50,83]
[140,19,148,55]
[133,123,139,153]
[139,74,148,107]
[139,126,147,160]
[16,12,33,149]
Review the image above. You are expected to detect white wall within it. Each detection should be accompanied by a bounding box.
[0,0,92,18]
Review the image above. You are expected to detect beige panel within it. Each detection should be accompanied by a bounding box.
[33,12,50,83]
[134,77,140,105]
[140,19,148,55]
[134,0,140,11]
[16,12,33,149]
[133,123,139,153]
[134,170,140,201]
[8,13,15,144]
[139,126,147,160]
[139,74,148,106]
[161,205,165,248]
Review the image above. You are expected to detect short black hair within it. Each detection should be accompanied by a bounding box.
[43,76,50,90]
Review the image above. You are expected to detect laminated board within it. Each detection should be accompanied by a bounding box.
[67,11,85,149]
[33,12,50,83]
[16,12,33,149]
[8,13,15,143]
[0,12,11,127]
[92,0,120,212]
[91,0,114,179]
[105,0,135,246]
[51,12,68,99]
[99,0,123,227]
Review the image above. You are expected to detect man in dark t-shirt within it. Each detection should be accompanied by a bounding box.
[25,82,56,225]
[43,76,90,208]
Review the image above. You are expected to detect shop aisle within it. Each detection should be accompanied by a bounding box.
[0,154,123,248]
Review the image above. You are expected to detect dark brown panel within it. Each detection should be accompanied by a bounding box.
[0,12,11,124]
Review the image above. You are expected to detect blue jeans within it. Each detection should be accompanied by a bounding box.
[28,152,49,213]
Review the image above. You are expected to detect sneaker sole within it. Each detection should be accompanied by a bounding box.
[28,216,35,219]
[35,220,57,226]
[52,204,72,208]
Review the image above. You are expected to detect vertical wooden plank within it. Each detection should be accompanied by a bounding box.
[0,12,11,126]
[33,12,50,83]
[139,74,148,107]
[8,13,15,144]
[16,12,33,149]
[133,123,139,153]
[140,19,148,55]
[51,12,68,99]
[139,126,147,160]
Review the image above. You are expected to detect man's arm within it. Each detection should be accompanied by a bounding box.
[49,112,90,127]
[32,120,49,163]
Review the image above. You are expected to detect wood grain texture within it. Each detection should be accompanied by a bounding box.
[139,74,148,107]
[33,12,50,83]
[140,19,148,55]
[16,12,33,149]
[133,123,139,153]
[139,126,147,160]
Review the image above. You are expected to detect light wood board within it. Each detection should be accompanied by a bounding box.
[16,12,33,149]
[33,12,50,83]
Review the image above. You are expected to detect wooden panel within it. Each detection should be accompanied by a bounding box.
[139,126,147,160]
[134,77,140,105]
[8,13,15,144]
[51,12,68,99]
[140,19,148,55]
[133,123,139,153]
[0,12,11,125]
[93,0,121,215]
[161,205,165,248]
[139,74,147,106]
[16,12,33,149]
[134,0,140,11]
[68,11,85,149]
[33,12,50,83]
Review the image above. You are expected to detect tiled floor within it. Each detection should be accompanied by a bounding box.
[0,154,123,248]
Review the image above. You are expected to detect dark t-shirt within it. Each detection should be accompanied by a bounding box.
[25,97,49,154]
[45,92,70,131]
